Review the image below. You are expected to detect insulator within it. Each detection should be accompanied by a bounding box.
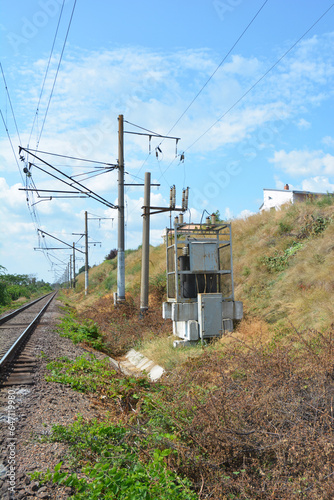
[181,189,185,211]
[170,185,176,209]
[184,187,189,210]
[172,185,176,208]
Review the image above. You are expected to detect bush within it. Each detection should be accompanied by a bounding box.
[0,282,10,305]
[105,249,118,261]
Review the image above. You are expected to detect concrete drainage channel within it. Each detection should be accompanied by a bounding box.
[109,349,164,382]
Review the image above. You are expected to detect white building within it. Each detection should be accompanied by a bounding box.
[259,185,330,211]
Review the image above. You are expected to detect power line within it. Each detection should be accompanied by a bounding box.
[159,1,334,181]
[28,0,65,149]
[0,108,24,184]
[160,0,270,144]
[24,148,117,166]
[0,62,22,146]
[37,0,77,148]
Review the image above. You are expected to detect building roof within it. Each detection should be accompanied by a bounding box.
[263,188,331,196]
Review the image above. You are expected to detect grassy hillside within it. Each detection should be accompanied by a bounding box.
[50,196,334,499]
[233,196,334,330]
[68,195,334,333]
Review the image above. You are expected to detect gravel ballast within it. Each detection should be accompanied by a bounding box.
[0,298,106,500]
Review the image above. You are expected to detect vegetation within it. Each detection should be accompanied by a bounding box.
[55,310,104,351]
[35,196,334,498]
[105,248,118,261]
[0,265,53,309]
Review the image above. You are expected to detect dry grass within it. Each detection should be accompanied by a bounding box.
[232,199,334,329]
[57,199,334,498]
[154,325,334,499]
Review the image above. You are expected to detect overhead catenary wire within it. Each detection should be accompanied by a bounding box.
[0,108,24,184]
[184,1,334,153]
[28,0,66,150]
[20,146,117,209]
[36,0,77,148]
[158,0,270,147]
[0,62,22,146]
[158,1,334,181]
[24,148,117,166]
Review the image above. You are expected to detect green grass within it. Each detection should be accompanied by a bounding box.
[31,417,196,500]
[56,312,104,350]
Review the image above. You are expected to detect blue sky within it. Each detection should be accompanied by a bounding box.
[1,0,334,282]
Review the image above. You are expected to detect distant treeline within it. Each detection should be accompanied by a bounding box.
[0,265,53,306]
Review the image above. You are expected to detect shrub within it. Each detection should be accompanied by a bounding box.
[105,249,118,261]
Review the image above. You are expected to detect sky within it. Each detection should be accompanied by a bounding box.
[1,0,334,283]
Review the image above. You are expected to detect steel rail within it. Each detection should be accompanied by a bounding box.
[0,292,57,372]
[0,292,54,325]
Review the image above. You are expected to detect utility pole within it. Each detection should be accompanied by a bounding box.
[117,114,125,301]
[140,172,151,314]
[69,255,73,288]
[139,183,189,312]
[115,116,179,305]
[85,210,89,296]
[73,242,76,288]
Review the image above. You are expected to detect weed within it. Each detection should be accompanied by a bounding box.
[279,220,292,233]
[262,241,303,273]
[149,271,167,301]
[56,313,104,350]
[316,193,334,207]
[104,274,116,291]
[241,266,251,277]
[32,416,197,499]
[299,214,332,238]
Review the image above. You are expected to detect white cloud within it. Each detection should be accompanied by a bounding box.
[237,209,255,219]
[11,31,333,159]
[0,178,26,208]
[322,136,334,147]
[296,118,311,130]
[222,54,262,77]
[301,176,334,193]
[270,149,334,176]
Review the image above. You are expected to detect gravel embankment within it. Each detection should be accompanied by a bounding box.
[0,298,107,500]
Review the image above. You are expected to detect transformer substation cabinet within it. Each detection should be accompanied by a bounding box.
[162,220,243,347]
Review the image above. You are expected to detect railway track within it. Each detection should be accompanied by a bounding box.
[0,292,57,386]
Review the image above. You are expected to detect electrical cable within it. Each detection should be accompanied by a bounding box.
[0,62,22,146]
[24,148,117,166]
[28,0,65,150]
[185,2,334,153]
[159,0,270,145]
[0,108,24,184]
[37,0,77,147]
[124,120,165,137]
[20,147,117,209]
[159,1,334,181]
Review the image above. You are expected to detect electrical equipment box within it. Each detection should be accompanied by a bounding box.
[198,293,222,339]
[162,219,243,347]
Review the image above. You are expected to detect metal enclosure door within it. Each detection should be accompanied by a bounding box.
[189,242,218,272]
[198,293,223,339]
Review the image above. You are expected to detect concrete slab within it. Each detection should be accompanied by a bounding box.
[107,349,164,381]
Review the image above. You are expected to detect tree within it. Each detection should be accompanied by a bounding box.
[213,210,222,222]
